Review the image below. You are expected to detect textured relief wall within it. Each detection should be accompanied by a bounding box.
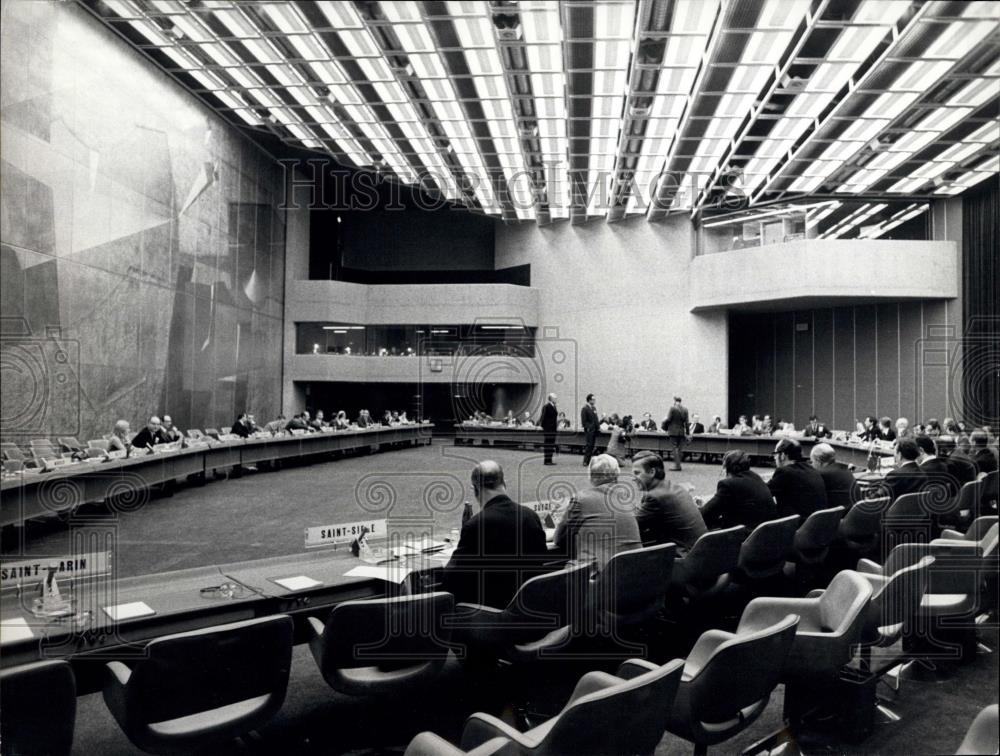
[0,1,285,443]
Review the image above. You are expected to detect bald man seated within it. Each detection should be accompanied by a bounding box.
[810,443,859,512]
[441,461,550,609]
[553,454,642,571]
[130,416,165,449]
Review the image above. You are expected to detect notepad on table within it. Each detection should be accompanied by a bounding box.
[344,564,413,584]
[271,575,321,591]
[104,601,155,621]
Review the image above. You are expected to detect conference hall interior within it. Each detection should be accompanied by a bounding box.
[1,0,999,754]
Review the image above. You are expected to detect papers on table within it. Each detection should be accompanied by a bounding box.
[103,601,155,621]
[344,565,413,584]
[1,617,35,644]
[271,575,321,591]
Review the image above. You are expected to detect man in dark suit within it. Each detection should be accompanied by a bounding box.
[687,413,705,435]
[809,443,859,511]
[581,394,599,466]
[768,438,828,520]
[803,415,833,439]
[441,461,549,609]
[699,450,776,529]
[539,393,559,465]
[662,396,689,471]
[131,415,166,449]
[916,434,957,498]
[554,454,642,570]
[880,438,925,501]
[938,434,978,489]
[230,413,253,438]
[970,431,998,474]
[632,452,706,553]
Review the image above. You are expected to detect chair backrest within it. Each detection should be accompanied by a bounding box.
[592,543,675,618]
[957,704,999,755]
[839,496,890,541]
[817,571,874,639]
[29,438,53,447]
[187,429,204,439]
[3,459,25,472]
[0,660,76,756]
[57,436,83,452]
[794,506,845,552]
[204,428,221,439]
[88,439,110,451]
[672,526,746,586]
[738,515,800,574]
[504,563,593,631]
[318,593,454,671]
[541,658,685,756]
[85,448,105,459]
[687,614,799,725]
[30,443,57,458]
[125,615,293,726]
[964,516,1000,542]
[955,479,984,518]
[869,555,933,633]
[1,443,25,461]
[887,491,932,519]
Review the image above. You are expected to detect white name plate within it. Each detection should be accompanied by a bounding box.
[305,519,387,548]
[523,500,559,514]
[1,551,112,590]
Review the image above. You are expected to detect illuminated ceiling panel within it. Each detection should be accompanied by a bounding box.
[83,0,999,224]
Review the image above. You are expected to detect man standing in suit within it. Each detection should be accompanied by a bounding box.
[768,438,828,519]
[880,438,925,501]
[581,394,599,466]
[809,443,859,511]
[632,451,706,553]
[539,393,559,465]
[441,461,549,609]
[554,454,641,570]
[662,396,689,471]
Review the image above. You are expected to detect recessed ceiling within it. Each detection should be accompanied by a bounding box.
[82,0,1000,224]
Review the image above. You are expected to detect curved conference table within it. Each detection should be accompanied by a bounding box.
[0,424,433,528]
[454,424,894,468]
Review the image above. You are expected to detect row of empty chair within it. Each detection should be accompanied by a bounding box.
[4,516,995,754]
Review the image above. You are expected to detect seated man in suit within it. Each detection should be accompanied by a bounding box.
[229,413,252,438]
[895,417,914,440]
[915,434,958,498]
[971,430,998,474]
[803,415,833,439]
[131,416,166,449]
[732,415,753,435]
[632,451,706,553]
[699,450,775,529]
[160,415,184,443]
[687,414,705,435]
[809,443,859,511]
[441,461,549,609]
[554,454,642,571]
[937,434,978,489]
[768,438,828,520]
[879,438,925,501]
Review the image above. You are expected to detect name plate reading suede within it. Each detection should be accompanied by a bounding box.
[305,519,388,548]
[0,551,112,589]
[523,500,559,514]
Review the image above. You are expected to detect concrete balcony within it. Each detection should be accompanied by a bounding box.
[689,239,959,311]
[286,280,540,325]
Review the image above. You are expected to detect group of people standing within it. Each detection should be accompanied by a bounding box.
[537,393,693,471]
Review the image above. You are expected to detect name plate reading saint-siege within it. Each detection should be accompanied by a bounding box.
[304,519,387,549]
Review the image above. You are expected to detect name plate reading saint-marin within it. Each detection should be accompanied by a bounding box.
[0,551,112,590]
[305,519,388,549]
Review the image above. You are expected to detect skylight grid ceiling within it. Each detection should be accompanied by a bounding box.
[85,0,1000,224]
